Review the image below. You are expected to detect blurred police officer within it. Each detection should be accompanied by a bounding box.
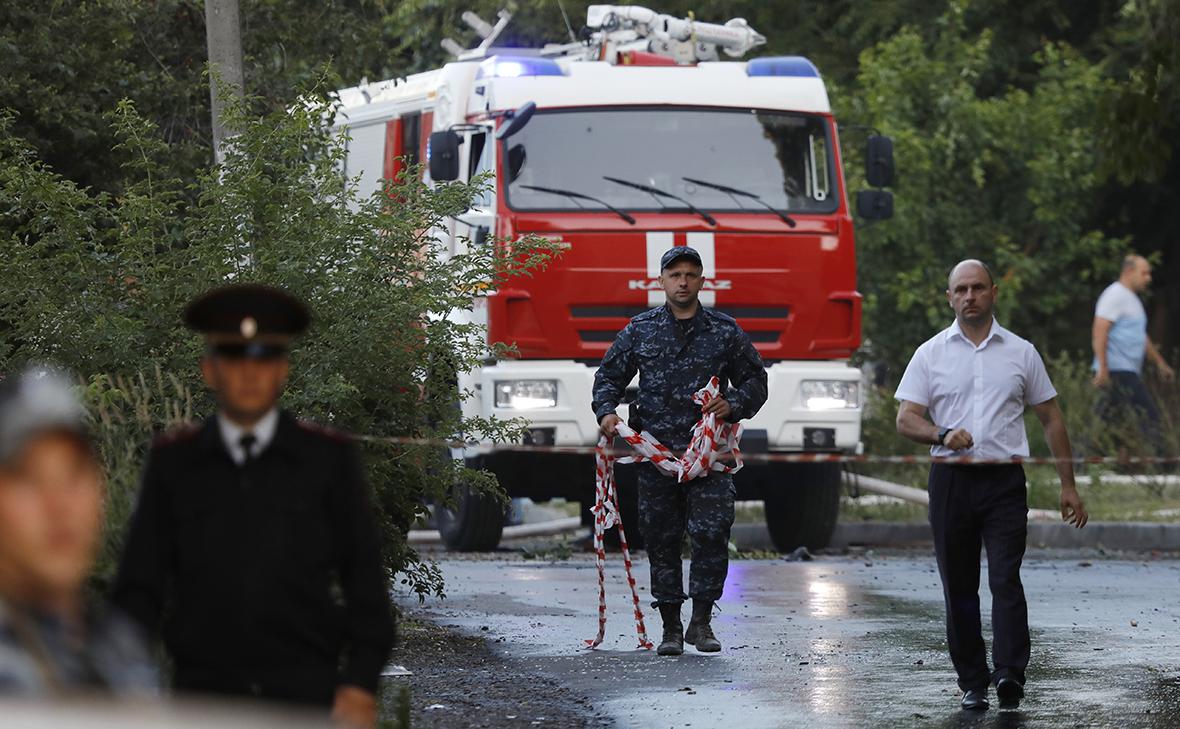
[0,368,156,696]
[112,284,395,728]
[895,260,1087,712]
[593,247,767,656]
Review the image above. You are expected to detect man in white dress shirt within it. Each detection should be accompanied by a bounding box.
[895,260,1088,712]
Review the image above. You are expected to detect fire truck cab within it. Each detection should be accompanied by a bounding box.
[334,5,894,552]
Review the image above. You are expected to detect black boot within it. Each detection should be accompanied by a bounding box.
[657,604,684,656]
[684,600,721,652]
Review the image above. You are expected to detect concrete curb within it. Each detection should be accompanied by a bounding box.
[731,520,1180,551]
[1025,521,1180,550]
[409,516,581,544]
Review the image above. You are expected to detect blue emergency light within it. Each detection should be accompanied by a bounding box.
[746,56,820,78]
[476,56,565,80]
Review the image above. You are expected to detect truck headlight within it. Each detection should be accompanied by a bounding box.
[494,379,558,409]
[801,380,859,410]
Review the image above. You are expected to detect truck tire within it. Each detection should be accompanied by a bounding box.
[436,461,506,551]
[762,462,841,552]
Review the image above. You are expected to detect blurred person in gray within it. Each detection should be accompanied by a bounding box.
[0,368,157,696]
[1091,254,1175,455]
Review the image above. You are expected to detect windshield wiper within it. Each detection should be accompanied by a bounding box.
[602,176,717,226]
[519,185,636,224]
[682,177,796,227]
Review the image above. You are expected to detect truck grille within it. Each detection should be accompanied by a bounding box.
[578,329,780,343]
[571,306,789,319]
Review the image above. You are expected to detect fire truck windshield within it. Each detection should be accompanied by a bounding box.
[503,107,838,215]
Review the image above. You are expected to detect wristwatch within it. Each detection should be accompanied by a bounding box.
[937,427,951,446]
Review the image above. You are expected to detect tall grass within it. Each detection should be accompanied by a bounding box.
[84,367,197,588]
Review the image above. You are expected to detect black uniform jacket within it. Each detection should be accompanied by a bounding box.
[112,411,395,705]
[592,304,769,450]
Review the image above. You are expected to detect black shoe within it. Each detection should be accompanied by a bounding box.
[960,688,989,711]
[995,678,1023,710]
[656,604,683,656]
[684,600,721,652]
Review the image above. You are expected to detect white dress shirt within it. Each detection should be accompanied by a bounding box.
[217,408,279,465]
[895,319,1057,459]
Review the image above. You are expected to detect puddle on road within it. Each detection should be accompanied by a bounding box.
[417,557,1180,727]
[854,571,1180,728]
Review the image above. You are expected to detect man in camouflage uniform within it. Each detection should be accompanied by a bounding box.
[592,246,767,656]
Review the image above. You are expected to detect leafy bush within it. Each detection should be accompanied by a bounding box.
[842,4,1128,378]
[0,88,562,598]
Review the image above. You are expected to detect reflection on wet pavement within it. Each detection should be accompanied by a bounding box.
[403,554,1180,728]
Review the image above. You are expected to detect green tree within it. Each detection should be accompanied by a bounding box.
[1101,0,1180,185]
[0,0,472,193]
[844,3,1126,375]
[1097,0,1180,354]
[0,1,211,193]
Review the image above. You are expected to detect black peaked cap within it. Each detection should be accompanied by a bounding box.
[183,283,311,336]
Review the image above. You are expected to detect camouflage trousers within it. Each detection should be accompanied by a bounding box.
[637,463,736,606]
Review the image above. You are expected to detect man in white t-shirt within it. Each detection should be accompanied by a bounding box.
[1092,255,1175,452]
[895,260,1087,713]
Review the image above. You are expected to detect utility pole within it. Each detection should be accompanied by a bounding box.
[204,0,246,164]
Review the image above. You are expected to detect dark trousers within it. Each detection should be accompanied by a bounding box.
[928,463,1029,691]
[637,464,735,606]
[1098,371,1165,454]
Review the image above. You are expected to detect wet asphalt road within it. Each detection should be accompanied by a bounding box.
[400,551,1180,728]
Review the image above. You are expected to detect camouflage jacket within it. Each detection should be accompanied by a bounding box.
[592,304,768,450]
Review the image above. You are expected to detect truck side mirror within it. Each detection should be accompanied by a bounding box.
[856,190,894,220]
[496,101,537,140]
[865,135,894,188]
[428,131,461,181]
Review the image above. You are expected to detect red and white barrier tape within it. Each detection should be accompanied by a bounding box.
[585,426,653,650]
[584,377,745,650]
[354,433,1179,466]
[614,376,744,481]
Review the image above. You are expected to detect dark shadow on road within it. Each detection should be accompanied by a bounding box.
[922,710,1029,728]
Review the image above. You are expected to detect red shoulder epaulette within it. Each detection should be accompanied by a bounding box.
[152,423,201,448]
[296,419,352,444]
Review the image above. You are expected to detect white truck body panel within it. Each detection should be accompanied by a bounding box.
[462,359,862,452]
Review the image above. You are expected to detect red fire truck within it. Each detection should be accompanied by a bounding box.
[334,5,894,551]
